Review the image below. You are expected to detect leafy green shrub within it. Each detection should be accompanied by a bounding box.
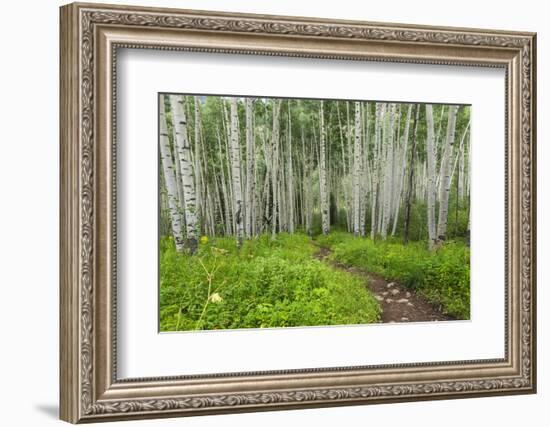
[317,232,470,319]
[160,233,380,331]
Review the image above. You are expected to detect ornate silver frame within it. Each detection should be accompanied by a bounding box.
[60,2,536,423]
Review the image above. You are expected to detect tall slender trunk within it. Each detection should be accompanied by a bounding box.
[301,129,312,235]
[221,101,235,233]
[371,102,382,239]
[319,101,330,235]
[217,128,232,235]
[193,96,203,235]
[169,95,198,253]
[229,98,244,248]
[335,101,350,231]
[403,104,419,244]
[271,99,282,237]
[352,101,362,236]
[360,102,369,236]
[425,104,437,249]
[170,120,185,227]
[391,103,413,236]
[245,98,255,237]
[287,102,295,233]
[435,105,447,193]
[457,120,470,201]
[436,105,459,243]
[159,95,185,251]
[381,104,395,240]
[260,102,271,233]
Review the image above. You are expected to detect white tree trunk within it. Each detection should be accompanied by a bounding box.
[271,99,282,237]
[245,98,255,237]
[159,95,185,251]
[352,101,362,236]
[193,96,203,234]
[371,102,382,239]
[425,104,437,249]
[302,129,312,235]
[336,102,351,231]
[319,101,330,235]
[360,102,369,236]
[391,103,413,235]
[169,95,198,253]
[230,98,244,248]
[216,128,232,235]
[287,103,295,233]
[381,104,395,240]
[436,105,459,242]
[458,119,470,201]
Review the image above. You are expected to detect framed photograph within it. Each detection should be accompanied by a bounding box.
[60,2,537,423]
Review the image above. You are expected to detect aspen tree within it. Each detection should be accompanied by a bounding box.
[245,97,255,237]
[425,104,437,249]
[159,95,184,251]
[230,98,244,248]
[391,104,413,236]
[319,101,330,235]
[436,105,459,243]
[371,103,382,239]
[193,97,203,234]
[403,104,419,244]
[287,103,295,233]
[169,95,198,254]
[352,101,362,236]
[271,99,282,237]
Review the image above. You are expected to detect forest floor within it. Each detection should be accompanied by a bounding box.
[314,245,453,323]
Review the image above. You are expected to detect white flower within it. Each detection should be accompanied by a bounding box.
[209,293,223,303]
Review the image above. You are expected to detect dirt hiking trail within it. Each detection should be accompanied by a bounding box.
[314,246,453,323]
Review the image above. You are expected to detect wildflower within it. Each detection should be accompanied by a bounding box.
[211,247,229,255]
[209,293,223,303]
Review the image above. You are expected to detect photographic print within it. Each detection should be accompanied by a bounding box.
[60,4,536,421]
[159,94,471,332]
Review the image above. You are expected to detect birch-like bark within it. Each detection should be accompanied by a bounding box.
[403,104,419,244]
[435,105,447,193]
[370,102,382,239]
[301,129,312,236]
[457,119,470,201]
[171,122,185,225]
[259,102,271,233]
[381,104,395,240]
[391,103,413,236]
[216,128,232,235]
[436,105,459,242]
[336,102,351,231]
[245,98,255,237]
[193,97,203,234]
[359,103,369,236]
[279,144,287,232]
[230,98,244,248]
[160,96,185,251]
[287,103,295,233]
[352,101,362,236]
[425,104,437,249]
[271,99,282,237]
[221,101,237,233]
[319,101,330,235]
[169,95,198,253]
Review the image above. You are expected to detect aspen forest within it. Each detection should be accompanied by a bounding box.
[159,94,471,331]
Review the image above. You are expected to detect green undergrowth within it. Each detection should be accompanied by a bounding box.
[160,233,380,331]
[316,232,470,319]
